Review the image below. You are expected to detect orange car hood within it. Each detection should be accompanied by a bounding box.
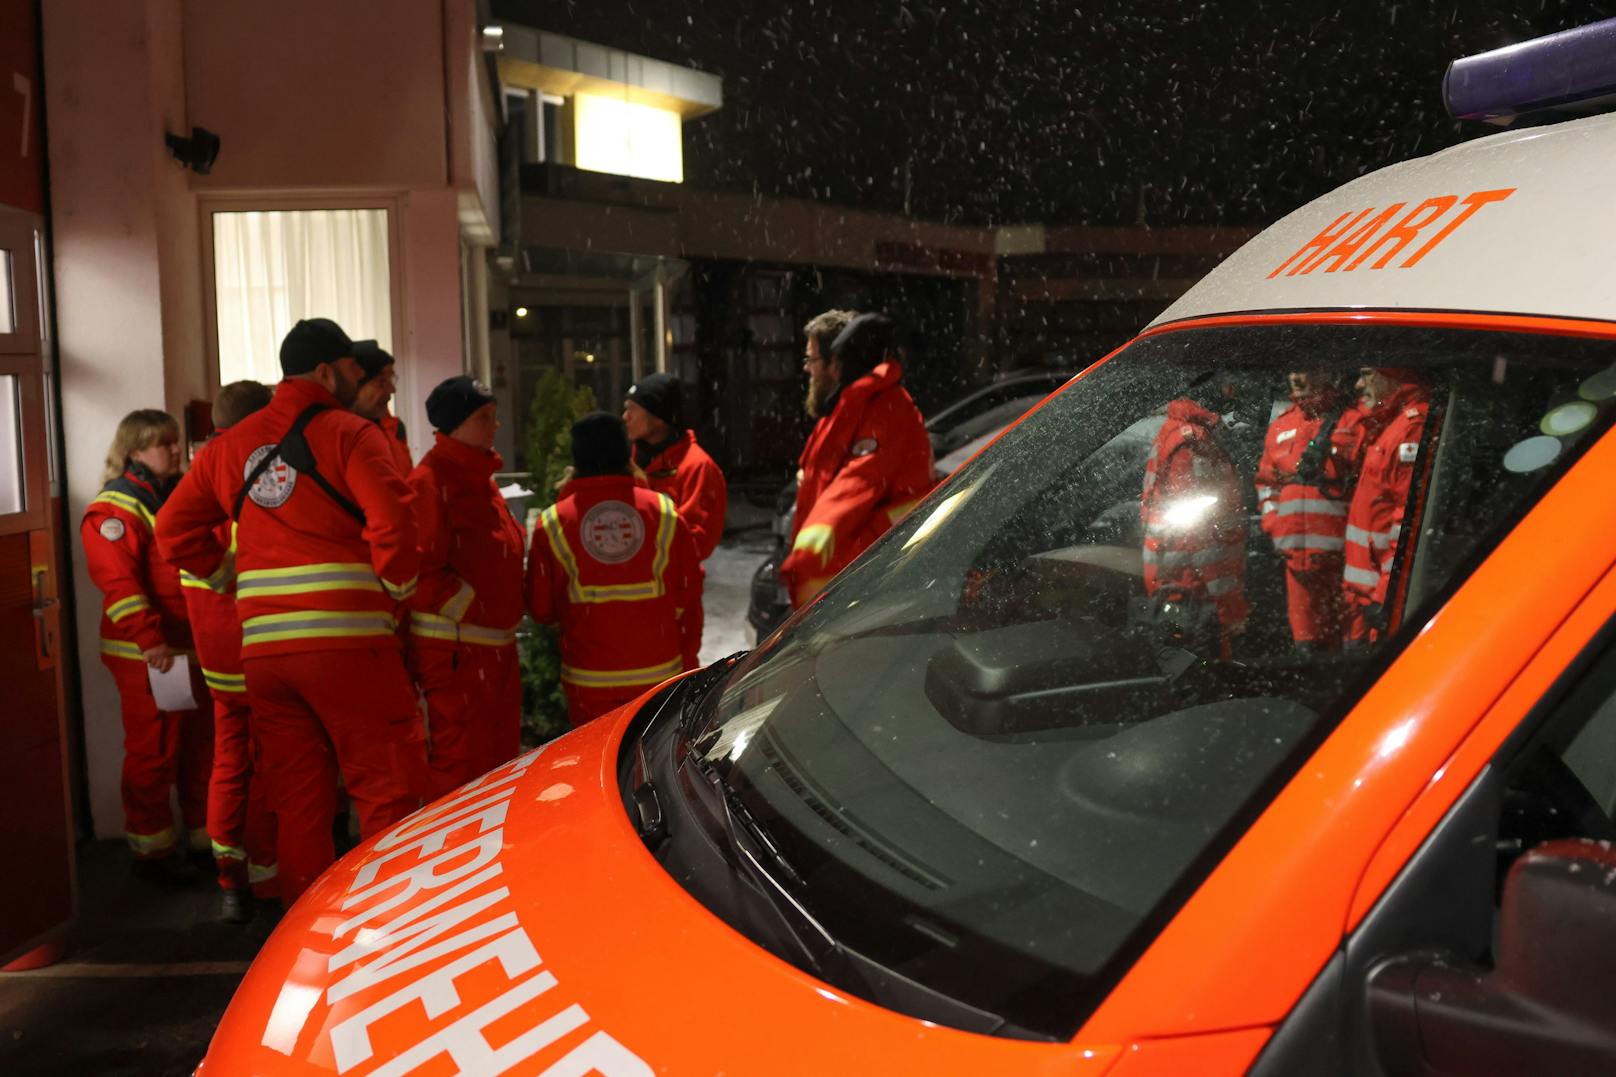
[201,706,1113,1076]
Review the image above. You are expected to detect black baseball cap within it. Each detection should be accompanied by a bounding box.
[280,318,354,376]
[352,340,395,384]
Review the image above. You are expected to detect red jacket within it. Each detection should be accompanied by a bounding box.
[640,430,728,562]
[782,362,933,606]
[1344,385,1430,607]
[156,378,420,659]
[1254,394,1362,572]
[1141,399,1250,628]
[526,474,700,694]
[377,414,413,475]
[406,433,527,649]
[179,511,246,699]
[82,463,191,662]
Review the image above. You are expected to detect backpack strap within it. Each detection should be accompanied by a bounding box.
[233,404,367,525]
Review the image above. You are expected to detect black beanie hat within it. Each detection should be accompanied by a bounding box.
[830,312,897,383]
[280,318,354,376]
[425,375,496,434]
[352,340,395,384]
[625,372,684,430]
[571,411,631,476]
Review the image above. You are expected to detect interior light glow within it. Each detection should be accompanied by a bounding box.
[574,93,685,183]
[515,306,529,318]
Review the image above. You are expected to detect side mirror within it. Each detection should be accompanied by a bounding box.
[1367,839,1616,1075]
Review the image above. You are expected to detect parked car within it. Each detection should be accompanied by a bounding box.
[204,25,1616,1076]
[748,371,1076,641]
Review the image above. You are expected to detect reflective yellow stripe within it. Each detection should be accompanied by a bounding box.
[248,861,278,884]
[884,498,921,526]
[93,491,155,531]
[439,579,476,621]
[649,493,676,590]
[792,523,836,568]
[539,507,585,603]
[212,839,247,861]
[126,827,176,856]
[383,576,417,602]
[239,610,397,647]
[237,562,383,598]
[561,656,683,689]
[408,612,517,647]
[100,638,146,661]
[202,668,247,693]
[106,594,150,623]
[180,552,236,593]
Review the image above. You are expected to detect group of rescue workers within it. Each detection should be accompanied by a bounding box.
[80,306,934,923]
[1142,364,1430,654]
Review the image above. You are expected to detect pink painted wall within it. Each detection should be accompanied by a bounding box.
[183,0,448,191]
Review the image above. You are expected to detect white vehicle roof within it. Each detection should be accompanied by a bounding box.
[1150,111,1616,328]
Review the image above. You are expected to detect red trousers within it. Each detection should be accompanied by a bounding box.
[1283,559,1350,647]
[411,643,522,799]
[243,648,428,904]
[206,693,278,895]
[104,656,213,859]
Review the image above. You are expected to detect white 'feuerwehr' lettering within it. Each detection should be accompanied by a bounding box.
[541,1032,656,1077]
[330,927,543,1071]
[321,744,652,1076]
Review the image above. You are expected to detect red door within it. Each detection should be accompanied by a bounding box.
[0,0,75,965]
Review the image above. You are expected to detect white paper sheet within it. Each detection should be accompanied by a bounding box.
[148,654,198,712]
[498,482,534,499]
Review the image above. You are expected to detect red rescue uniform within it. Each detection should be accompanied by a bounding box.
[178,503,278,897]
[1343,384,1430,637]
[377,413,413,475]
[782,361,933,607]
[157,378,426,903]
[82,464,213,859]
[641,428,728,666]
[406,433,528,797]
[1141,400,1250,636]
[527,475,701,726]
[1255,394,1363,646]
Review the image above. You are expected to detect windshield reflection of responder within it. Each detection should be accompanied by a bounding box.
[407,377,527,797]
[1141,385,1250,655]
[780,312,934,608]
[157,318,427,904]
[623,372,728,667]
[179,381,279,921]
[1255,370,1362,651]
[83,409,213,882]
[1343,366,1431,642]
[526,413,702,727]
[351,340,413,474]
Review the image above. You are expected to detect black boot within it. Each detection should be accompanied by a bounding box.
[219,888,253,924]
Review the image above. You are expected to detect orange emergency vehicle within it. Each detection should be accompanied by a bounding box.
[204,24,1616,1076]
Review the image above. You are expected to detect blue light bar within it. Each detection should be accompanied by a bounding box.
[1444,18,1616,125]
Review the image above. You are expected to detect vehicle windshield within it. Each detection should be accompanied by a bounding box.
[683,321,1616,1039]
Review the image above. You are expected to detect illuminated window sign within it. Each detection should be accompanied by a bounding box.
[573,93,684,183]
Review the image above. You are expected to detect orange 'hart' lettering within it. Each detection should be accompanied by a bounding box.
[1266,189,1515,278]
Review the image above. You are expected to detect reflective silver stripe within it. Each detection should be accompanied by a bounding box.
[1205,576,1241,597]
[1261,502,1277,514]
[1273,534,1346,552]
[236,568,384,594]
[408,613,517,647]
[1345,524,1393,547]
[1255,485,1274,499]
[239,611,396,644]
[1152,545,1240,571]
[1275,499,1347,517]
[1343,564,1382,587]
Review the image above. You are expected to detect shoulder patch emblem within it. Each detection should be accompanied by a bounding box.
[98,518,125,542]
[243,445,298,509]
[579,500,645,564]
[1397,442,1419,463]
[849,438,879,458]
[1405,407,1421,419]
[1274,428,1297,443]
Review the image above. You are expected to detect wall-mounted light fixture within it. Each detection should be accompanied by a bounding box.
[515,306,530,318]
[165,126,221,174]
[481,25,505,53]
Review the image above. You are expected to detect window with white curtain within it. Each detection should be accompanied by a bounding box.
[212,209,393,386]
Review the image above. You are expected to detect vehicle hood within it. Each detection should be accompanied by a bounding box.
[201,698,1109,1076]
